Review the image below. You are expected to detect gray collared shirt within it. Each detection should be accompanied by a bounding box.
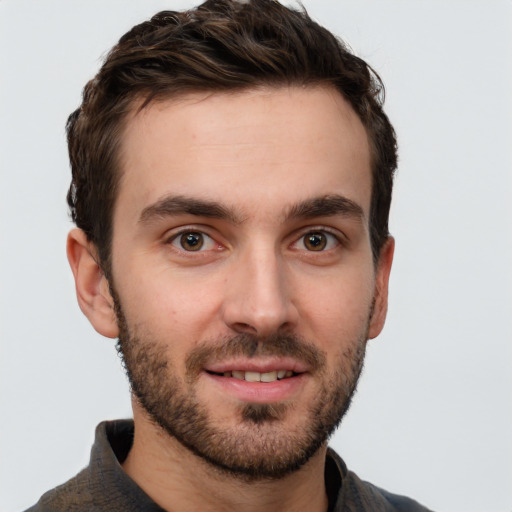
[26,420,433,512]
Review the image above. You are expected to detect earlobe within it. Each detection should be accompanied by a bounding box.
[66,228,119,339]
[368,236,395,340]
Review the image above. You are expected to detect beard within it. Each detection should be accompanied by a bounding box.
[114,295,368,481]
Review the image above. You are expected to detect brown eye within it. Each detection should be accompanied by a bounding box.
[180,232,204,251]
[303,232,327,251]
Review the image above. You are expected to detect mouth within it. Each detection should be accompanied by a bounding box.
[206,369,297,382]
[202,361,308,403]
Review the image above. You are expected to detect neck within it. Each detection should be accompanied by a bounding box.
[122,403,329,512]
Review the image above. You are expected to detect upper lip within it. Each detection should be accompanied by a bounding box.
[203,357,309,374]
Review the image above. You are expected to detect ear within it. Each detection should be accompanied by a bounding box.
[66,228,119,338]
[368,236,394,339]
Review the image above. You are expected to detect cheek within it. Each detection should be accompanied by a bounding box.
[295,269,375,343]
[117,264,225,341]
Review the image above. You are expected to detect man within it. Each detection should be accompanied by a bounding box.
[27,0,432,510]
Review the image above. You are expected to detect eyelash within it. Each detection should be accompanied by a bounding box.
[292,229,342,252]
[166,228,220,253]
[165,226,344,254]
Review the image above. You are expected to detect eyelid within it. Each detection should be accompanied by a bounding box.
[291,226,347,248]
[164,224,213,241]
[162,224,346,254]
[164,226,223,252]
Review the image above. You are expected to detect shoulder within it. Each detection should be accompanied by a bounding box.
[24,420,163,512]
[24,468,94,512]
[327,449,434,512]
[345,471,434,512]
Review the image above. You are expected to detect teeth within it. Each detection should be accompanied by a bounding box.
[260,371,278,382]
[245,371,261,382]
[224,370,293,381]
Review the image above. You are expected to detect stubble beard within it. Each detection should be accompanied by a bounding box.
[114,295,369,481]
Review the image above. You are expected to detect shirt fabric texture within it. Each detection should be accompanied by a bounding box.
[26,420,433,512]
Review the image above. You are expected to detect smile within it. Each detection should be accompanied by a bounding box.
[203,365,307,404]
[208,370,296,382]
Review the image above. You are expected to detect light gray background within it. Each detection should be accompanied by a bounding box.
[1,1,511,511]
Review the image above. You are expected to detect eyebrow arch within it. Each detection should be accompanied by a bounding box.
[139,195,244,225]
[286,194,365,222]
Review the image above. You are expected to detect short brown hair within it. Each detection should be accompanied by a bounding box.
[67,0,397,272]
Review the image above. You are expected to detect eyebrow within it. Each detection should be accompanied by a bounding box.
[285,194,364,222]
[139,193,364,226]
[139,195,244,225]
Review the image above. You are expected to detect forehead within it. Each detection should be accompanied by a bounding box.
[116,86,372,225]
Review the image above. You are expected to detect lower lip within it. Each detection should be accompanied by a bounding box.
[204,372,307,404]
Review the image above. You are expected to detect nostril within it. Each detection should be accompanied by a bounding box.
[231,322,258,334]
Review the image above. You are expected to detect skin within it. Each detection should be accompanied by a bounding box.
[67,86,394,512]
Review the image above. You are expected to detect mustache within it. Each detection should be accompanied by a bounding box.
[186,332,326,376]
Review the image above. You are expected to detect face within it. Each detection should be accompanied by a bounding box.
[107,86,391,479]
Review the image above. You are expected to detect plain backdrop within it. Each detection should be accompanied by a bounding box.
[1,1,511,511]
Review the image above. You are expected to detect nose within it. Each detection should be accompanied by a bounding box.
[221,245,299,337]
